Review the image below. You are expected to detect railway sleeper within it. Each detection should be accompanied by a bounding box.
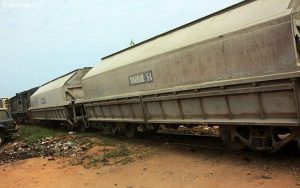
[220,126,300,153]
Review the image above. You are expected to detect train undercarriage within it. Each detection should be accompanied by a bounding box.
[83,121,300,153]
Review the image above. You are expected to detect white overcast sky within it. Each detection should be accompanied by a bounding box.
[0,0,242,97]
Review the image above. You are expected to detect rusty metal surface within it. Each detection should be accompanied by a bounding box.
[9,87,39,123]
[10,87,39,114]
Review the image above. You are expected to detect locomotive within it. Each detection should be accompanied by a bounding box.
[13,0,300,152]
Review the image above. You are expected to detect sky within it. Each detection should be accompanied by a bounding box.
[0,0,241,97]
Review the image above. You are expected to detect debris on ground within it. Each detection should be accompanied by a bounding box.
[0,136,90,165]
[0,126,158,168]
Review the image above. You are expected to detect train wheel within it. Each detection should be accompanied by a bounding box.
[125,125,137,138]
[112,124,125,136]
[220,128,246,151]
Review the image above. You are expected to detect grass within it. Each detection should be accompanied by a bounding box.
[77,131,120,147]
[17,125,66,144]
[100,137,119,146]
[84,144,133,167]
[102,144,131,159]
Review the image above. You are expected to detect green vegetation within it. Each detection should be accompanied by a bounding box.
[77,131,120,146]
[85,144,134,167]
[102,144,131,159]
[17,125,66,144]
[100,136,119,146]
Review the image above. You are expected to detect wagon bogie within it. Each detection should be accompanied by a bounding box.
[220,125,300,152]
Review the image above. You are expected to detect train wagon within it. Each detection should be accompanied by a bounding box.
[10,87,39,124]
[80,0,300,152]
[30,68,91,130]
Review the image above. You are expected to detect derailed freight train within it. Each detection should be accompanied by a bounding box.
[30,0,300,152]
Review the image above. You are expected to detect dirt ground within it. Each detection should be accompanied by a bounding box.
[1,148,300,188]
[1,125,300,188]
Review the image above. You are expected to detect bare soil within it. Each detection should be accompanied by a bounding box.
[1,125,300,188]
[1,147,300,188]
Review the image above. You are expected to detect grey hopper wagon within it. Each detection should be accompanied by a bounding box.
[30,67,91,129]
[80,0,300,152]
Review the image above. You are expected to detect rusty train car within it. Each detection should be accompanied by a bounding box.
[30,0,300,152]
[10,87,39,124]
